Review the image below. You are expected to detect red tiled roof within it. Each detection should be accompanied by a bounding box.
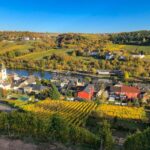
[112,85,140,94]
[121,85,140,93]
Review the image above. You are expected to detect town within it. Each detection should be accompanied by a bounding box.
[0,62,150,108]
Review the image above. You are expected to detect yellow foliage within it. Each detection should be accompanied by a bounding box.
[103,44,125,51]
[97,104,147,121]
[5,99,97,126]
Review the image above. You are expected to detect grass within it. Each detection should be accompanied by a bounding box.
[144,55,150,60]
[0,41,32,55]
[124,45,150,54]
[14,48,98,63]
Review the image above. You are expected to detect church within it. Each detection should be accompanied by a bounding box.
[0,63,11,90]
[0,63,7,82]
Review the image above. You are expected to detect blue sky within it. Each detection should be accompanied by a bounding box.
[0,0,150,33]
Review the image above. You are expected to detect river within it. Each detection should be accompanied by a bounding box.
[6,68,111,81]
[7,69,52,80]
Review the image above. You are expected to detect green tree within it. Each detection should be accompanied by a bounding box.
[100,120,114,150]
[38,82,60,100]
[48,82,60,100]
[124,128,150,150]
[48,114,69,143]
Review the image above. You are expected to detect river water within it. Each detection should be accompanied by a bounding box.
[7,69,52,80]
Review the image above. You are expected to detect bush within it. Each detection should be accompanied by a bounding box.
[124,128,150,150]
[0,112,100,148]
[48,114,69,143]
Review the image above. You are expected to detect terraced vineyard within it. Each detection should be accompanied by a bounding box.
[5,99,148,126]
[5,99,97,126]
[97,104,147,121]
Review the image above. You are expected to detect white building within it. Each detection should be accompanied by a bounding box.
[97,70,111,75]
[0,63,7,81]
[22,37,30,41]
[132,54,145,59]
[0,63,11,90]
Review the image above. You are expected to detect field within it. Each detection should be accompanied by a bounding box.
[97,104,147,121]
[14,49,68,60]
[124,45,150,55]
[4,99,148,125]
[4,99,97,126]
[0,41,97,62]
[0,41,32,55]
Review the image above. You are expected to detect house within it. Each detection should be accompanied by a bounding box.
[18,75,36,88]
[75,79,85,87]
[77,84,94,100]
[110,85,141,99]
[23,86,33,93]
[0,82,11,90]
[90,50,99,56]
[132,54,145,59]
[31,85,48,94]
[97,70,111,75]
[119,56,126,61]
[111,70,123,76]
[23,84,48,94]
[13,73,21,81]
[105,52,114,60]
[22,37,30,41]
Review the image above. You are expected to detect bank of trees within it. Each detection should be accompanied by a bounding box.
[124,128,150,150]
[111,30,150,45]
[56,33,110,50]
[0,112,100,149]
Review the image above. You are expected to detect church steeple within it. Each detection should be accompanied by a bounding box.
[0,62,7,81]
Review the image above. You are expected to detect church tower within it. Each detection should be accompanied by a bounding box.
[0,63,7,81]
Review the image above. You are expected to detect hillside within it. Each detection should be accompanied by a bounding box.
[0,99,148,150]
[0,31,150,77]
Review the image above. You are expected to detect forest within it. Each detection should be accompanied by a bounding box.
[111,30,150,45]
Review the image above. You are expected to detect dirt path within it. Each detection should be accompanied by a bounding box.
[0,138,69,150]
[0,103,15,112]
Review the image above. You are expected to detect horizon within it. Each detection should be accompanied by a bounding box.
[0,29,150,34]
[0,0,150,33]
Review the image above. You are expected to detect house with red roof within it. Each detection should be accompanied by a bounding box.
[77,84,94,100]
[110,85,141,99]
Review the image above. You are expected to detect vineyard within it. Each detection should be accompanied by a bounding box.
[4,99,148,126]
[5,99,97,126]
[97,104,147,121]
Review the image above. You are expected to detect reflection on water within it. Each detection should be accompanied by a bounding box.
[7,69,52,80]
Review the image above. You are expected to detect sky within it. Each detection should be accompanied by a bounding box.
[0,0,150,33]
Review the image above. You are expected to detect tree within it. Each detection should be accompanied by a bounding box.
[100,120,114,150]
[85,77,92,83]
[37,82,60,100]
[48,82,60,100]
[124,71,129,81]
[124,128,150,150]
[48,114,69,143]
[0,88,7,98]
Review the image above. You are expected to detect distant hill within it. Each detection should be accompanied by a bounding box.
[110,30,150,45]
